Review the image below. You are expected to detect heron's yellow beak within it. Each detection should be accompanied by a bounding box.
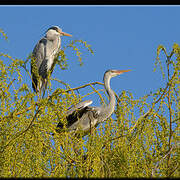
[116,70,131,74]
[57,28,72,37]
[61,31,72,37]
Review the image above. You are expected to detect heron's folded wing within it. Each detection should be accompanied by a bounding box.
[56,100,93,130]
[32,38,46,69]
[66,100,93,116]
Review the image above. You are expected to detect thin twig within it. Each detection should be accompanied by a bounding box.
[89,84,105,104]
[151,144,175,177]
[166,54,174,169]
[48,81,104,101]
[60,143,80,165]
[64,81,104,93]
[1,106,42,152]
[101,109,151,149]
[50,78,69,87]
[168,163,179,176]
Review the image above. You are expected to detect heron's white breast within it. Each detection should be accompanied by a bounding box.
[47,57,54,71]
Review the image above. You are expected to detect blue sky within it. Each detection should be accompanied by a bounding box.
[0,5,179,106]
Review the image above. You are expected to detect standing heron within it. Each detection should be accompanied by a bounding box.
[31,26,72,96]
[56,69,131,136]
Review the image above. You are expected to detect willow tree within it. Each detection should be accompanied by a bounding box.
[0,29,179,178]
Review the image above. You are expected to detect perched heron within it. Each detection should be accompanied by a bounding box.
[31,26,72,96]
[56,69,131,136]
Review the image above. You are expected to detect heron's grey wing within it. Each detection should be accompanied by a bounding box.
[66,100,105,130]
[31,38,47,92]
[67,106,102,134]
[66,100,93,116]
[37,38,60,79]
[32,38,46,70]
[34,38,50,79]
[56,100,93,129]
[32,37,56,79]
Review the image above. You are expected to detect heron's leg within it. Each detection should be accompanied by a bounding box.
[44,79,50,98]
[37,79,42,98]
[42,89,45,98]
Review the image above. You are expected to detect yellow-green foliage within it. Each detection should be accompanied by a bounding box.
[0,29,179,178]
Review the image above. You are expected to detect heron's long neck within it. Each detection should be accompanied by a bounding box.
[103,75,116,116]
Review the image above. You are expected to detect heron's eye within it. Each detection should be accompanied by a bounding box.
[48,27,59,32]
[53,27,58,31]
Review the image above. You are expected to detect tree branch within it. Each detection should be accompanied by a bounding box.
[151,144,175,177]
[1,106,42,152]
[48,81,104,101]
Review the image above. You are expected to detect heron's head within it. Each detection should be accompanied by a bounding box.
[46,26,72,37]
[104,69,131,78]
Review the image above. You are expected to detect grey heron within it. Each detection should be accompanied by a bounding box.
[31,26,72,96]
[56,69,131,136]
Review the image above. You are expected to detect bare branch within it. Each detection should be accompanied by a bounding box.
[48,81,104,101]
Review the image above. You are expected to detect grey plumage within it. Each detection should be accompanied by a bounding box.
[31,26,72,96]
[56,69,131,136]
